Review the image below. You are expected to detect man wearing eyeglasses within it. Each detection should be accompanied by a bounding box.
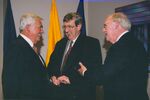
[47,12,102,100]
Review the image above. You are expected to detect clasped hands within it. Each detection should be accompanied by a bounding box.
[50,62,87,86]
[50,75,70,86]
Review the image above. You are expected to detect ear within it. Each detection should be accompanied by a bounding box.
[112,22,119,29]
[77,24,82,31]
[25,25,31,33]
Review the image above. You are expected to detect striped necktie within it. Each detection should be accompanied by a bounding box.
[60,41,73,73]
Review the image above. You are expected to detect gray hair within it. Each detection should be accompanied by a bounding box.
[108,12,131,30]
[63,12,82,26]
[19,13,43,32]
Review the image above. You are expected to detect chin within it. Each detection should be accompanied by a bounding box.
[68,37,72,40]
[36,39,40,43]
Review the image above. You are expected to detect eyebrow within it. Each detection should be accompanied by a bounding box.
[104,24,107,28]
[40,25,43,28]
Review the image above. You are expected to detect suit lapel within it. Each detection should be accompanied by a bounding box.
[62,34,84,72]
[38,54,46,67]
[18,35,45,68]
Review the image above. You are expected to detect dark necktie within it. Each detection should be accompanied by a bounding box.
[60,41,73,73]
[33,46,46,67]
[38,54,46,67]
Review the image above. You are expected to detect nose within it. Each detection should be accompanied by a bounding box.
[102,27,106,33]
[41,28,44,34]
[64,27,69,33]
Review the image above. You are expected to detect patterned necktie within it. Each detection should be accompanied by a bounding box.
[60,41,73,72]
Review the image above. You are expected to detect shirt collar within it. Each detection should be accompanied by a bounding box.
[69,34,80,46]
[20,34,34,48]
[116,30,128,42]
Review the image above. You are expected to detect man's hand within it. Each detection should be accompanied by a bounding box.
[57,75,70,84]
[78,62,87,76]
[50,76,60,86]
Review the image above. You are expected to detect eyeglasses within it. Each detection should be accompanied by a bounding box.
[62,25,75,30]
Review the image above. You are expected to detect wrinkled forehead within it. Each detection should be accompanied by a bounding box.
[63,19,75,25]
[104,18,112,25]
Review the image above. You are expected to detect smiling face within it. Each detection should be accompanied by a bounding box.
[26,19,43,44]
[30,19,43,43]
[102,13,131,44]
[63,19,81,41]
[102,17,118,44]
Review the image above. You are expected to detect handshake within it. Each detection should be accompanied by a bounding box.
[50,75,71,86]
[50,62,87,86]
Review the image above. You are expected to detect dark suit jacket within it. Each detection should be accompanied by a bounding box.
[2,35,51,100]
[85,32,149,100]
[47,34,102,100]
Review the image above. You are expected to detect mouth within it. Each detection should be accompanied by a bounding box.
[66,33,72,37]
[66,32,71,35]
[104,33,107,37]
[38,33,42,37]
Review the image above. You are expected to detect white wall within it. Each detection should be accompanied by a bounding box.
[1,0,149,99]
[0,0,3,99]
[11,0,82,59]
[10,0,144,61]
[87,1,144,61]
[87,1,150,100]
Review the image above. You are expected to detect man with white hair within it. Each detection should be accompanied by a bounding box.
[2,13,51,99]
[78,12,149,100]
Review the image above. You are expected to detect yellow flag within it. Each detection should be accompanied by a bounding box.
[46,0,62,66]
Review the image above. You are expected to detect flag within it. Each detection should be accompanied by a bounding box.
[4,0,17,57]
[45,0,62,66]
[77,0,86,35]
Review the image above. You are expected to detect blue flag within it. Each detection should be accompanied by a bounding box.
[77,0,86,35]
[4,0,17,56]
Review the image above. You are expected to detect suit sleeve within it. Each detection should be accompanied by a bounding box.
[81,39,103,85]
[70,38,102,84]
[47,41,63,77]
[85,43,136,85]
